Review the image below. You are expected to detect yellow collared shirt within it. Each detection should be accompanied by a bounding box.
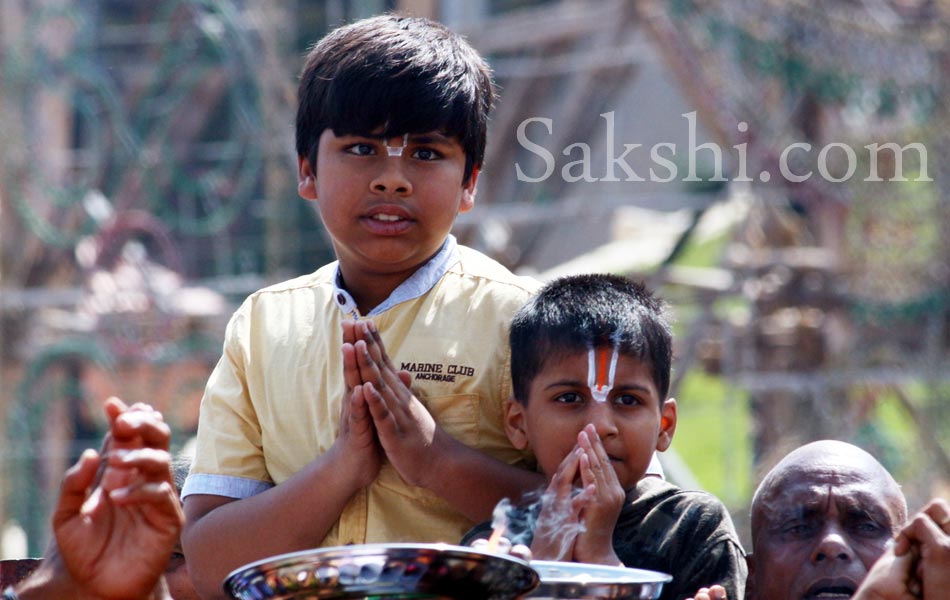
[183,242,539,546]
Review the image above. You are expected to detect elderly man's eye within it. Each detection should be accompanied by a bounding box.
[780,521,816,537]
[851,520,885,536]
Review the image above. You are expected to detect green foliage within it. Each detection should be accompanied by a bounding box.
[672,369,753,509]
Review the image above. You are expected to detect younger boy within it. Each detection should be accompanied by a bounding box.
[465,274,746,600]
[181,14,541,599]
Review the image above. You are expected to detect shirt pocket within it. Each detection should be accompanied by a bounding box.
[422,393,480,447]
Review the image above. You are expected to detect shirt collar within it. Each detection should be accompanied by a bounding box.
[332,234,460,318]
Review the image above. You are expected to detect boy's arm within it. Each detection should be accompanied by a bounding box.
[350,320,543,521]
[182,440,372,599]
[184,357,381,599]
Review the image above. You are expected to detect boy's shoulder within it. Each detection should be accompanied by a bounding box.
[247,264,337,299]
[617,479,747,600]
[624,478,735,527]
[451,245,541,294]
[616,478,743,560]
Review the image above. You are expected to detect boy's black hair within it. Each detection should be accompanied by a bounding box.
[296,14,495,184]
[510,273,673,404]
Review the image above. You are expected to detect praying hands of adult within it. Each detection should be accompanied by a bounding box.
[12,398,182,600]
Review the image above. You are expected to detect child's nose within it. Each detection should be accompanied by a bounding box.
[588,402,619,438]
[370,158,413,196]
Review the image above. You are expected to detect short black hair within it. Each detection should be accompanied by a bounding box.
[510,274,673,404]
[296,14,495,184]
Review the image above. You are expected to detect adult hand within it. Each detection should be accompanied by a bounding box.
[895,498,950,599]
[851,545,916,600]
[852,497,950,600]
[50,398,182,600]
[571,425,625,566]
[684,585,728,600]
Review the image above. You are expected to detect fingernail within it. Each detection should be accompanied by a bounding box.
[111,449,131,461]
[109,487,130,500]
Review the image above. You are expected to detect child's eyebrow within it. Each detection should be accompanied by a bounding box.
[348,132,453,145]
[543,379,585,390]
[612,383,654,394]
[410,133,453,145]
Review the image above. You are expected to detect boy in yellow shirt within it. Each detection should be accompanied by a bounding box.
[180,14,542,598]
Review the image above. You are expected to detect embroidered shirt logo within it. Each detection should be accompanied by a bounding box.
[400,362,475,382]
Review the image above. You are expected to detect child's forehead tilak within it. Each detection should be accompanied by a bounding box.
[588,343,619,403]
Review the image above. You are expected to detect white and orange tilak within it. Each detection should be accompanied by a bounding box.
[587,344,619,402]
[386,133,409,157]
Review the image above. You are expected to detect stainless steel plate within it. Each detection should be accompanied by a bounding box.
[527,561,672,600]
[224,543,540,600]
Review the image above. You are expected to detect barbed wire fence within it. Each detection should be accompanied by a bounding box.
[0,0,331,555]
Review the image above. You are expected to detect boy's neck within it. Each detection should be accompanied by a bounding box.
[335,236,454,315]
[339,267,414,315]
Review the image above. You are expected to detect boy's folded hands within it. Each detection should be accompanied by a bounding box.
[532,445,585,561]
[531,425,624,566]
[341,319,440,489]
[572,426,625,566]
[340,328,383,489]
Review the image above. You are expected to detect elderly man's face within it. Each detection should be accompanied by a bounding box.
[750,455,905,600]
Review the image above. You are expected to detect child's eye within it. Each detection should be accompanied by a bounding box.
[554,392,583,404]
[412,147,441,161]
[614,394,640,407]
[345,143,376,156]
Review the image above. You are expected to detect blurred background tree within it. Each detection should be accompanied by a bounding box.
[1,0,947,555]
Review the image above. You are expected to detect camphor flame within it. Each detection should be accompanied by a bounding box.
[486,497,511,552]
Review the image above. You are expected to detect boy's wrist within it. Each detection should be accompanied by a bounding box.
[325,440,376,492]
[574,540,623,568]
[410,425,450,491]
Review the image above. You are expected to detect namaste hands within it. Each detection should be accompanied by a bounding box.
[531,425,625,566]
[340,319,440,490]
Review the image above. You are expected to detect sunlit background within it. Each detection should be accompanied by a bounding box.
[2,0,948,557]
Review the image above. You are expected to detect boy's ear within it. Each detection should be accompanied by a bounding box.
[655,398,677,452]
[459,166,479,214]
[503,398,529,451]
[298,156,317,201]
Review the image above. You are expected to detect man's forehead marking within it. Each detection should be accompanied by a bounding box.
[763,480,892,519]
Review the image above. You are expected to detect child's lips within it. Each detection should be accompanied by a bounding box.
[361,205,414,234]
